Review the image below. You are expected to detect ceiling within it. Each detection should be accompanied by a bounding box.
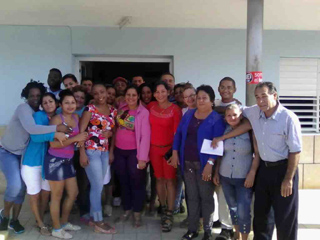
[0,0,319,30]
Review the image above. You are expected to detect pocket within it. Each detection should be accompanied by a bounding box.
[269,130,286,148]
[85,149,98,157]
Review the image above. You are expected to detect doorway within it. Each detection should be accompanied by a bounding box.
[74,56,173,85]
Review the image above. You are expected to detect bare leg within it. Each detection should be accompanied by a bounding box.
[156,178,166,207]
[61,177,78,225]
[234,225,241,240]
[3,201,14,218]
[166,179,176,211]
[12,203,22,221]
[48,180,65,229]
[40,190,50,221]
[29,193,45,227]
[241,233,248,240]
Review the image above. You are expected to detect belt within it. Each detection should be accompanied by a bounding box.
[151,144,172,148]
[263,159,288,167]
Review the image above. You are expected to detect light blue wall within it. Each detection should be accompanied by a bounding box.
[0,26,72,124]
[0,25,319,124]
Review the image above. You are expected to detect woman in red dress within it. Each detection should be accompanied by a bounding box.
[147,81,182,232]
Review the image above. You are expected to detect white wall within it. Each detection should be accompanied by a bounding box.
[0,25,319,124]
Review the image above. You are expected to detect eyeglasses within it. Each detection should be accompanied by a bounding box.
[183,94,196,99]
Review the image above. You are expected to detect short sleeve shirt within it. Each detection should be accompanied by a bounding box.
[85,104,117,152]
[219,125,253,178]
[242,104,302,162]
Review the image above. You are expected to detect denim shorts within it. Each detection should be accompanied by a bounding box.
[44,153,76,181]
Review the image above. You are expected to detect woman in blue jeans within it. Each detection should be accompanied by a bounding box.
[79,83,117,234]
[213,104,260,240]
[0,81,69,234]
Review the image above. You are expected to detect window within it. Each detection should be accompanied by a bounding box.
[279,58,320,133]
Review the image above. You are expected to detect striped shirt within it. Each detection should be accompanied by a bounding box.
[219,125,253,178]
[242,103,302,162]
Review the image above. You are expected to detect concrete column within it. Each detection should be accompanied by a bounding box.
[246,0,264,106]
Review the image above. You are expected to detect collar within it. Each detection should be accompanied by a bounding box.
[259,101,283,121]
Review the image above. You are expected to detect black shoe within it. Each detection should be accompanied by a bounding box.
[202,232,212,240]
[0,210,9,231]
[180,204,186,214]
[181,231,199,240]
[215,229,234,240]
[8,220,25,234]
[212,220,221,228]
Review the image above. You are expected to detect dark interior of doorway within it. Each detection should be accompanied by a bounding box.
[80,61,170,85]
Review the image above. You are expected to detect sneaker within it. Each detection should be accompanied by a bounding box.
[113,197,121,207]
[62,222,81,231]
[0,210,9,231]
[215,229,234,240]
[202,231,212,240]
[181,230,199,240]
[8,219,25,234]
[39,225,51,236]
[212,220,221,228]
[104,205,112,217]
[52,228,72,239]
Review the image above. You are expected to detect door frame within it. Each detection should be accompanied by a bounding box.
[73,55,173,81]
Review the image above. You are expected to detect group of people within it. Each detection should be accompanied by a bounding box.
[0,68,301,240]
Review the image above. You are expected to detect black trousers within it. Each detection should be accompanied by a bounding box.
[253,161,298,240]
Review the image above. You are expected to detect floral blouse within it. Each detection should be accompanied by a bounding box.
[85,104,117,152]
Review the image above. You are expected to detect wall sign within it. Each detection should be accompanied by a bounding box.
[246,71,262,84]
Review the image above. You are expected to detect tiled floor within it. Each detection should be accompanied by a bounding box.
[1,189,320,240]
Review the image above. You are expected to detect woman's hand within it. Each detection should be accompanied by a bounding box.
[137,160,147,170]
[75,132,88,142]
[57,124,72,134]
[80,152,89,168]
[77,141,85,148]
[211,136,224,148]
[102,130,113,139]
[202,163,213,181]
[54,132,67,146]
[109,151,114,164]
[244,170,256,188]
[168,153,179,168]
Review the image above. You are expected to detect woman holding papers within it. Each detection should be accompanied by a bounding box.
[213,104,259,240]
[172,85,225,240]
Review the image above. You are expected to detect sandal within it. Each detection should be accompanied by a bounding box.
[38,225,51,236]
[94,222,116,234]
[133,212,142,228]
[161,210,174,232]
[114,210,132,223]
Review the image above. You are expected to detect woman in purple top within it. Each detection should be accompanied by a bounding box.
[45,90,88,239]
[113,85,151,227]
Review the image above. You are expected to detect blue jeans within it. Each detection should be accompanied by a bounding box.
[220,175,253,234]
[85,150,109,222]
[174,167,185,210]
[0,147,26,204]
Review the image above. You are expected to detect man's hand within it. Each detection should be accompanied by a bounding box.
[281,179,293,197]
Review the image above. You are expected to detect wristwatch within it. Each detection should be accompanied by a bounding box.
[207,160,214,165]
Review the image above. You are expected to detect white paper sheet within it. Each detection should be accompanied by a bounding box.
[200,139,224,156]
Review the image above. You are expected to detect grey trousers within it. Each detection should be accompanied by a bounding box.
[184,161,215,233]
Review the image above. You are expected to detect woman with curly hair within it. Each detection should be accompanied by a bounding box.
[0,80,69,234]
